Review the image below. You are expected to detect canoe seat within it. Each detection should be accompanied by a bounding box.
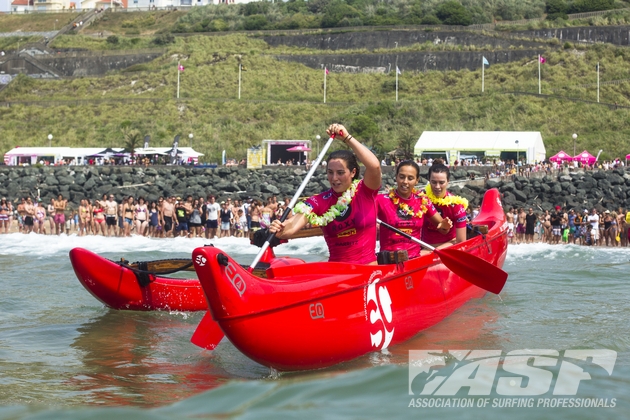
[376,250,409,265]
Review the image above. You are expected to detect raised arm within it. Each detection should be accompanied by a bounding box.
[327,124,381,191]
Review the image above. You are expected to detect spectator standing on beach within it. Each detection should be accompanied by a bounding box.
[0,198,10,234]
[104,194,117,237]
[219,201,232,238]
[161,197,175,237]
[34,199,47,235]
[53,194,67,235]
[23,197,35,234]
[525,207,536,244]
[205,195,220,239]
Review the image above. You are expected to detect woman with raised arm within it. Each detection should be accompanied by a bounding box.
[269,123,381,264]
[421,160,468,248]
[377,160,452,258]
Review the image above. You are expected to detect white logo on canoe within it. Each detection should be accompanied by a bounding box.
[367,278,395,350]
[195,255,207,266]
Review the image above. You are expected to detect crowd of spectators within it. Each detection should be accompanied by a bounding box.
[0,193,293,239]
[506,206,630,247]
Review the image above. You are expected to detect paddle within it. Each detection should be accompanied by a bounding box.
[248,134,337,272]
[377,218,508,294]
[190,311,224,350]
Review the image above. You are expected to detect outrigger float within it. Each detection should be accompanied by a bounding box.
[190,188,508,371]
[69,228,323,311]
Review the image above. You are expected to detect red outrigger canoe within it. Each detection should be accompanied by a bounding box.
[192,188,508,371]
[69,245,314,312]
[69,248,208,311]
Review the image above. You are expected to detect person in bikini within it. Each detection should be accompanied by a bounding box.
[122,196,135,237]
[92,200,106,235]
[135,197,149,236]
[34,200,47,235]
[0,198,10,234]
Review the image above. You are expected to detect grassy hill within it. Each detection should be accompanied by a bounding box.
[1,9,630,162]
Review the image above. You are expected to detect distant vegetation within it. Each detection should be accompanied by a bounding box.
[1,30,630,162]
[167,0,630,32]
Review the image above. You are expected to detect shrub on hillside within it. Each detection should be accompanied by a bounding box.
[152,33,175,45]
[568,0,614,13]
[436,1,473,26]
[106,35,119,45]
[243,14,268,30]
[321,1,362,27]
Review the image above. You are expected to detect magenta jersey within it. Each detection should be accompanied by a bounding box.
[421,191,468,244]
[304,179,378,264]
[376,191,437,258]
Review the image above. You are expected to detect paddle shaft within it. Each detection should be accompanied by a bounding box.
[377,218,437,251]
[248,135,336,271]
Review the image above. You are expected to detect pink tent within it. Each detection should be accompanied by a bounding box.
[573,150,597,165]
[286,145,311,152]
[626,153,630,160]
[548,150,573,163]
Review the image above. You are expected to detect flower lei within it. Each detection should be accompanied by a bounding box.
[424,184,468,209]
[293,180,360,227]
[388,188,430,218]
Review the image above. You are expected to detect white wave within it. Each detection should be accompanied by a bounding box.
[506,242,630,264]
[0,232,329,259]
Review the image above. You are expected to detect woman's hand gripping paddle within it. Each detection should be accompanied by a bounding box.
[377,218,507,294]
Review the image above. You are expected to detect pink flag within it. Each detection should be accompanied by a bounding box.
[178,65,185,71]
[325,67,329,75]
[539,56,546,64]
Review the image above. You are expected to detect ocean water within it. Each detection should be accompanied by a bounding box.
[0,234,629,419]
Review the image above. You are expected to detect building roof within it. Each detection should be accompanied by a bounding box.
[11,0,30,5]
[414,131,546,164]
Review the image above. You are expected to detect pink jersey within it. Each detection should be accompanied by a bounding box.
[376,191,437,258]
[421,191,468,244]
[305,179,378,264]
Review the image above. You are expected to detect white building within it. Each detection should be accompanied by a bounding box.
[414,131,546,165]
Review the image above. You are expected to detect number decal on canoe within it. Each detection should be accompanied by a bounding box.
[366,278,394,350]
[309,303,325,319]
[225,262,246,297]
[405,276,413,290]
[195,255,207,267]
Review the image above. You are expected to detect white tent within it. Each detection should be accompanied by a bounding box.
[414,131,546,165]
[4,147,125,165]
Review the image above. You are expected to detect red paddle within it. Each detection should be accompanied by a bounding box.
[377,218,507,294]
[190,311,223,350]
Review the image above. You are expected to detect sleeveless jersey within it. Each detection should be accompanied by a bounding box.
[421,190,467,244]
[376,191,437,258]
[304,179,378,264]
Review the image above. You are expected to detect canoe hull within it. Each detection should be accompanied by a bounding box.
[69,248,207,311]
[193,189,508,370]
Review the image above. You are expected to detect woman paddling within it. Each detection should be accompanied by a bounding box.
[377,160,452,258]
[269,123,381,264]
[421,160,468,248]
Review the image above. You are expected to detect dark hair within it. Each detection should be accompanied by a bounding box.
[327,150,360,180]
[395,160,420,179]
[428,162,450,181]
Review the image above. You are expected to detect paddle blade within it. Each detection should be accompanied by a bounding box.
[190,311,224,350]
[435,248,508,295]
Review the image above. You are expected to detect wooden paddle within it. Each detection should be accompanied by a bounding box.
[377,218,508,294]
[248,134,336,272]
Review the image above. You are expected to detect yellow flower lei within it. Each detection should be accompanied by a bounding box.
[293,180,360,227]
[388,188,430,218]
[424,184,468,209]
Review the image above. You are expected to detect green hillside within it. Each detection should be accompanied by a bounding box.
[1,7,630,162]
